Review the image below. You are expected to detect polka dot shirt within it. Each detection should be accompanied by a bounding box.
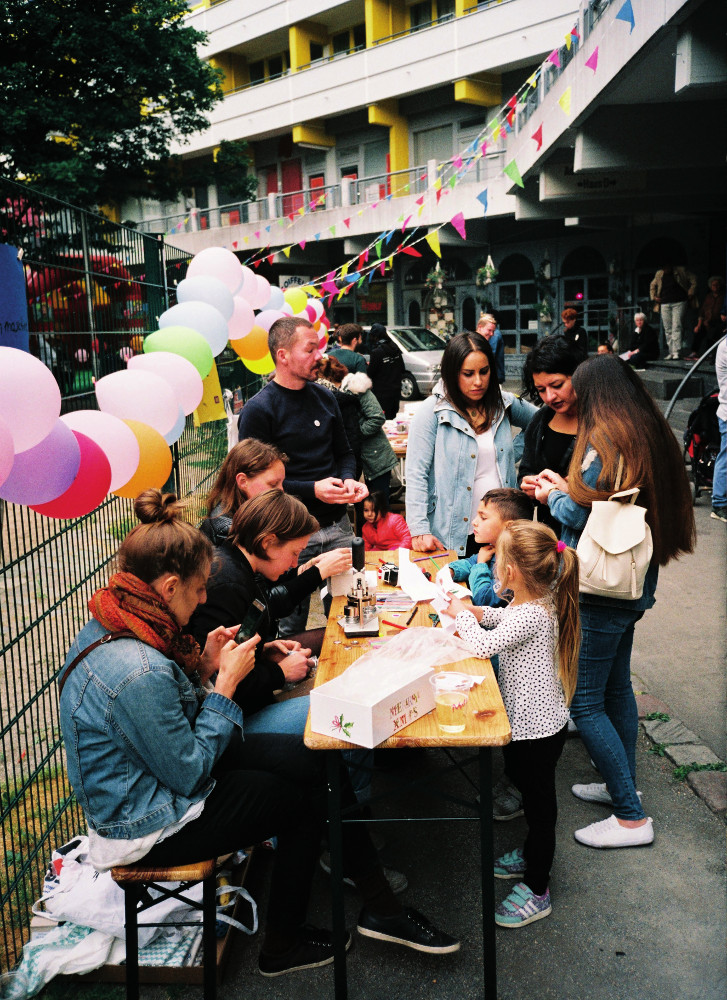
[455,602,569,741]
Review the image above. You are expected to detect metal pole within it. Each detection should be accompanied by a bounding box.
[664,340,720,421]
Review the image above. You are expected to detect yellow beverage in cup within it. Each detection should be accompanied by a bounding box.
[430,672,470,734]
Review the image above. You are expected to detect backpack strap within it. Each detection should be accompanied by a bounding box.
[58,630,136,698]
[614,455,624,491]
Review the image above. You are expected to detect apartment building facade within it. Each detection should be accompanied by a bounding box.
[125,0,726,368]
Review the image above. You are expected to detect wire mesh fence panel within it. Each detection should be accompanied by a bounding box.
[0,177,262,971]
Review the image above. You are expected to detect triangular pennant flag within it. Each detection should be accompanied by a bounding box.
[357,209,363,216]
[547,49,561,68]
[450,212,466,241]
[321,279,338,295]
[299,240,306,250]
[243,236,249,244]
[507,109,515,127]
[367,270,374,284]
[436,189,442,204]
[288,213,295,222]
[425,231,442,258]
[343,218,351,228]
[558,87,571,116]
[433,178,442,191]
[415,195,425,205]
[453,154,463,169]
[480,142,488,157]
[363,248,369,263]
[449,176,456,190]
[386,193,392,201]
[531,124,543,150]
[491,123,501,141]
[387,255,394,269]
[267,254,275,266]
[253,259,261,269]
[298,207,305,215]
[507,95,517,109]
[417,204,425,217]
[403,183,410,192]
[585,46,599,72]
[345,272,360,284]
[329,225,336,236]
[379,261,386,276]
[564,32,572,50]
[526,73,537,89]
[402,215,412,231]
[571,26,580,40]
[283,246,291,258]
[400,246,422,257]
[232,241,238,249]
[340,262,349,279]
[254,231,260,239]
[615,0,635,33]
[385,230,395,245]
[396,214,404,223]
[376,240,383,258]
[504,160,525,188]
[314,232,321,241]
[371,202,379,210]
[476,188,488,215]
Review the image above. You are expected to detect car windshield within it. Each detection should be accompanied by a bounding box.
[390,328,446,351]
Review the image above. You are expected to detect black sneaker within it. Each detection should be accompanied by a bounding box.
[357,906,460,954]
[711,507,727,523]
[259,925,352,977]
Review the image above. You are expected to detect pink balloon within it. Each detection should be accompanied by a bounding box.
[61,410,140,492]
[0,416,14,488]
[186,247,243,296]
[96,369,179,436]
[255,309,285,333]
[30,432,112,518]
[252,275,271,310]
[0,421,80,505]
[127,351,203,416]
[238,267,257,305]
[228,295,256,340]
[305,304,317,322]
[0,346,61,453]
[318,330,328,350]
[308,298,324,321]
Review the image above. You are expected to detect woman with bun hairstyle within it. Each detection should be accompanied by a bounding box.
[59,490,458,975]
[534,355,695,848]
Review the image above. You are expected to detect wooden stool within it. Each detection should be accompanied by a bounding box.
[111,858,217,1000]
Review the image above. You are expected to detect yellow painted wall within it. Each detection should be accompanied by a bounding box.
[454,75,501,106]
[209,52,249,92]
[289,21,329,71]
[369,99,409,189]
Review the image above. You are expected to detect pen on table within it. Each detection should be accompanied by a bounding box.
[382,619,408,631]
[404,607,418,626]
[412,553,447,562]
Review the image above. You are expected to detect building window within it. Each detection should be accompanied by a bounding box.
[352,23,366,50]
[410,1,431,31]
[437,0,455,21]
[332,31,350,56]
[249,60,265,85]
[310,41,324,63]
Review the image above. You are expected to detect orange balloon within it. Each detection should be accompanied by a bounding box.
[231,325,269,361]
[113,419,173,498]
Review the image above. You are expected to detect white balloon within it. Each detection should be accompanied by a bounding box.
[177,275,234,321]
[228,295,256,341]
[266,286,285,310]
[280,302,294,316]
[239,266,257,305]
[159,301,229,356]
[186,247,243,296]
[252,275,271,310]
[163,406,186,445]
[61,409,140,492]
[127,351,203,416]
[95,370,179,437]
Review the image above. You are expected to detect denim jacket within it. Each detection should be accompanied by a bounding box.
[548,449,658,612]
[59,619,243,840]
[405,382,537,554]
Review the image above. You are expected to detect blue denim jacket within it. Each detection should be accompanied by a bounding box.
[405,382,537,554]
[548,449,658,612]
[59,619,243,840]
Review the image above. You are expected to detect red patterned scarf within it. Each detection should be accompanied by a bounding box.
[88,571,202,674]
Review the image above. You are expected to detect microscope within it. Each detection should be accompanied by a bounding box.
[342,537,379,638]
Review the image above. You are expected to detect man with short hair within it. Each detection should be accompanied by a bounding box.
[237,316,367,634]
[477,313,505,384]
[327,322,367,374]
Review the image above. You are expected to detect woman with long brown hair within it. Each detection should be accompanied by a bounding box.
[406,331,536,556]
[534,354,695,848]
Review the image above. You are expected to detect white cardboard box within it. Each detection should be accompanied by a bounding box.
[310,661,435,748]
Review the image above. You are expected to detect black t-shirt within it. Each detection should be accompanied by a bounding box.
[542,424,576,475]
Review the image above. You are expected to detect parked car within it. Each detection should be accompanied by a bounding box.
[355,326,446,400]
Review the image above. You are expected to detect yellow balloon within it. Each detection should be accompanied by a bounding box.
[283,287,307,313]
[113,420,173,498]
[231,325,269,361]
[242,352,275,375]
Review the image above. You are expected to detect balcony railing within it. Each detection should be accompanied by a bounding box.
[135,150,505,237]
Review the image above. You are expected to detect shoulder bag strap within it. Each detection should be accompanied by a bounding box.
[58,630,136,698]
[614,455,624,491]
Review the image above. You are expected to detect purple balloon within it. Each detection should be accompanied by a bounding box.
[0,415,14,489]
[0,420,81,506]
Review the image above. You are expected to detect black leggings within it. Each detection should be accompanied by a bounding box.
[142,732,379,940]
[502,724,568,896]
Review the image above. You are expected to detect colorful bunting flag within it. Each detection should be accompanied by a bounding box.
[415,196,425,205]
[558,87,572,116]
[615,0,635,33]
[340,262,349,279]
[547,49,561,68]
[375,240,383,258]
[531,124,543,150]
[402,215,412,231]
[585,46,599,71]
[476,189,488,215]
[267,254,275,266]
[504,160,524,188]
[565,32,572,50]
[299,240,306,250]
[425,231,442,258]
[283,247,291,258]
[453,155,463,169]
[526,73,537,89]
[451,212,466,241]
[400,246,422,257]
[343,218,351,228]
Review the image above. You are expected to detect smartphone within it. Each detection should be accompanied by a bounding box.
[235,599,265,645]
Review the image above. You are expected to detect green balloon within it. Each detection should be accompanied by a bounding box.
[144,326,214,378]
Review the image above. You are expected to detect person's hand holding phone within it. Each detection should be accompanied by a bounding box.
[215,634,260,699]
[199,625,240,683]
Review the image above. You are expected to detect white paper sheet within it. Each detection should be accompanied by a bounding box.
[397,548,439,602]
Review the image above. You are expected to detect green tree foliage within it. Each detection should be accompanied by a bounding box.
[0,0,224,206]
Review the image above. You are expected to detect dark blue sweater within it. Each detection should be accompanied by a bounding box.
[237,379,356,525]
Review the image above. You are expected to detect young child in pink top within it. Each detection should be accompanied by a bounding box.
[362,492,412,551]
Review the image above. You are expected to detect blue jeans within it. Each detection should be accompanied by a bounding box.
[243,696,311,736]
[278,513,353,637]
[713,415,727,509]
[569,603,647,821]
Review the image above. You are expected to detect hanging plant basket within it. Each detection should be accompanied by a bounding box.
[425,263,444,290]
[538,298,553,323]
[476,254,498,288]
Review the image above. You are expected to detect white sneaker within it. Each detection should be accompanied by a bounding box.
[572,782,643,805]
[574,814,654,849]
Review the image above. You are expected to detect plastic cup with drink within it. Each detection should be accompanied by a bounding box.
[429,671,471,734]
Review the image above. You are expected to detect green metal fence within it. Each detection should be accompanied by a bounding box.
[0,178,262,971]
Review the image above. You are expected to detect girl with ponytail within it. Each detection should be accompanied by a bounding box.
[445,521,580,929]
